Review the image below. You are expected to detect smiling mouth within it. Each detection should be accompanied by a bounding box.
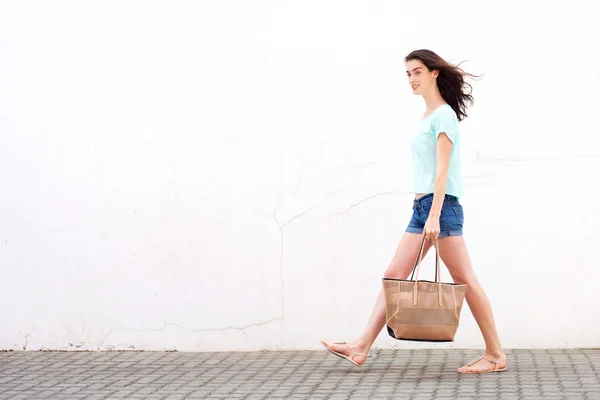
[412,84,419,89]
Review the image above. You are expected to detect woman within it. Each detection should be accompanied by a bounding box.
[321,49,507,374]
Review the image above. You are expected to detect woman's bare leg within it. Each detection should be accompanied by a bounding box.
[322,232,432,365]
[437,235,507,372]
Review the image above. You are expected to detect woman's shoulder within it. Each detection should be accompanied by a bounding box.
[430,104,460,140]
[437,104,457,118]
[431,104,459,126]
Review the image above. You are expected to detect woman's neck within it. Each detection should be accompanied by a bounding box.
[423,88,446,110]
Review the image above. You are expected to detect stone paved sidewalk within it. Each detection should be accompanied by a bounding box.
[1,348,599,399]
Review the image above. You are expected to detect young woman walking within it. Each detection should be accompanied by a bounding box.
[321,49,507,374]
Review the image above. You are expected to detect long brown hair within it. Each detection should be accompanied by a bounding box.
[405,49,481,122]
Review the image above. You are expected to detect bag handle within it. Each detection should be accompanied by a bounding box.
[409,234,443,307]
[409,235,441,283]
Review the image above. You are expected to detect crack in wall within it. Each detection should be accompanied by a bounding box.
[324,190,414,221]
[21,329,35,351]
[272,190,339,325]
[277,191,339,230]
[99,318,281,349]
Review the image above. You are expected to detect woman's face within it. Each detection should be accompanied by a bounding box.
[405,59,437,96]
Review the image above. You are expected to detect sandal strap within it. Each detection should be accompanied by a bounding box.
[466,355,503,370]
[482,355,497,364]
[347,343,368,360]
[329,341,369,359]
[481,355,504,369]
[466,355,483,367]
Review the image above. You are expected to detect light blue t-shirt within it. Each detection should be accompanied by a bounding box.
[410,104,463,198]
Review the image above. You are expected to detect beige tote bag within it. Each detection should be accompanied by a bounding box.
[383,236,467,342]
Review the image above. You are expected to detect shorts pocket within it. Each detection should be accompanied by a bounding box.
[452,206,464,225]
[421,199,433,212]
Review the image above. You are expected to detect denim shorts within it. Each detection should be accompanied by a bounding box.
[405,193,464,237]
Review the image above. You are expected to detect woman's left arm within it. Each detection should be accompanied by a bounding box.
[424,133,453,241]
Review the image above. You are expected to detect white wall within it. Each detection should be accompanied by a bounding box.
[1,0,599,352]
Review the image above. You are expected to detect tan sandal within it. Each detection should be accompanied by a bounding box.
[320,340,368,367]
[457,354,507,374]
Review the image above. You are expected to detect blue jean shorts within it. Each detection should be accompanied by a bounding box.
[405,193,464,238]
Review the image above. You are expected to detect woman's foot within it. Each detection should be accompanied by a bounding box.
[320,340,370,367]
[457,352,508,374]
